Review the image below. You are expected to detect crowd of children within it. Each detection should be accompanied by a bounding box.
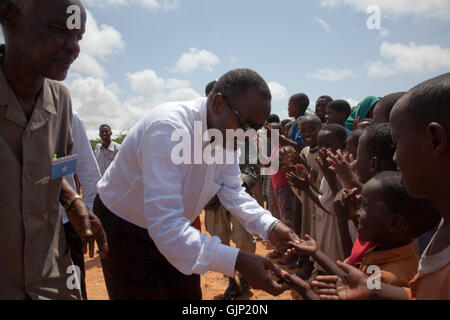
[256,72,450,300]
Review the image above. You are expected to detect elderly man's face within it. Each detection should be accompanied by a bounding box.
[5,0,86,81]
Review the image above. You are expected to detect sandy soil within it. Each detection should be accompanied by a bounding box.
[84,212,296,300]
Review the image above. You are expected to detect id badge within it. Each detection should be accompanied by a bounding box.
[51,154,78,180]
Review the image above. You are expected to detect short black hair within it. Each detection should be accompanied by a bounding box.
[99,124,111,131]
[379,92,406,120]
[281,119,293,127]
[373,171,441,237]
[364,123,396,164]
[205,80,217,96]
[321,124,347,145]
[267,114,280,123]
[347,128,363,146]
[405,72,450,129]
[318,95,333,103]
[327,99,352,118]
[211,69,271,102]
[290,93,310,113]
[300,114,322,128]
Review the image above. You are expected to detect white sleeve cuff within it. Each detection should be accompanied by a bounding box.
[209,243,240,278]
[258,212,280,241]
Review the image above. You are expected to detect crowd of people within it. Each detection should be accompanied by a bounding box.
[0,0,449,301]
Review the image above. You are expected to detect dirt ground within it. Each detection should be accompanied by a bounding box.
[85,212,295,300]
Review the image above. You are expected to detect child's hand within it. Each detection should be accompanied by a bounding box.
[287,235,318,256]
[286,165,310,192]
[289,151,307,167]
[283,273,318,300]
[343,188,361,220]
[316,147,332,175]
[279,148,292,169]
[327,149,356,186]
[334,188,361,223]
[311,261,371,300]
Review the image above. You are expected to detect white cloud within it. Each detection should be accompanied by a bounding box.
[307,68,354,82]
[126,69,200,101]
[71,10,125,79]
[268,82,288,101]
[171,48,220,73]
[126,69,165,94]
[319,0,450,20]
[378,28,390,39]
[344,97,361,107]
[366,41,450,78]
[83,0,180,10]
[66,71,200,138]
[315,17,331,32]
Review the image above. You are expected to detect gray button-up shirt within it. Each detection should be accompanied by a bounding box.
[0,63,81,300]
[95,141,121,176]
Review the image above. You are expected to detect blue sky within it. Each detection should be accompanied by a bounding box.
[7,0,450,138]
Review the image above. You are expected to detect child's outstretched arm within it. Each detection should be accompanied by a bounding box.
[287,236,347,279]
[286,166,333,215]
[316,148,339,196]
[311,261,410,300]
[333,189,360,257]
[327,150,363,192]
[282,273,319,300]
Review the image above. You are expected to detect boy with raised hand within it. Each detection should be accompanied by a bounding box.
[284,171,440,299]
[312,72,450,300]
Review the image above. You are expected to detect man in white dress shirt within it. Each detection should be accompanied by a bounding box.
[94,69,299,300]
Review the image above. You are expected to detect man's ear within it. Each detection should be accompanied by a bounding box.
[426,122,448,158]
[0,0,21,29]
[211,93,226,116]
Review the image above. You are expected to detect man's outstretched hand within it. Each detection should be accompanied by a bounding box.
[268,222,301,254]
[235,251,290,296]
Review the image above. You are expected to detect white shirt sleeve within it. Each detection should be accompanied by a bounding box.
[217,154,279,241]
[71,114,101,211]
[141,120,239,277]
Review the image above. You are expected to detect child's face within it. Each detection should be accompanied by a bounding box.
[300,120,320,148]
[283,123,293,137]
[354,131,374,184]
[390,94,435,198]
[357,179,391,243]
[325,106,345,126]
[317,130,345,153]
[315,99,328,122]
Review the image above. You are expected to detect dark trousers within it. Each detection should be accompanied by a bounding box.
[64,222,88,300]
[93,195,202,300]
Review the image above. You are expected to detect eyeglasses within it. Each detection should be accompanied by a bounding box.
[221,94,266,131]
